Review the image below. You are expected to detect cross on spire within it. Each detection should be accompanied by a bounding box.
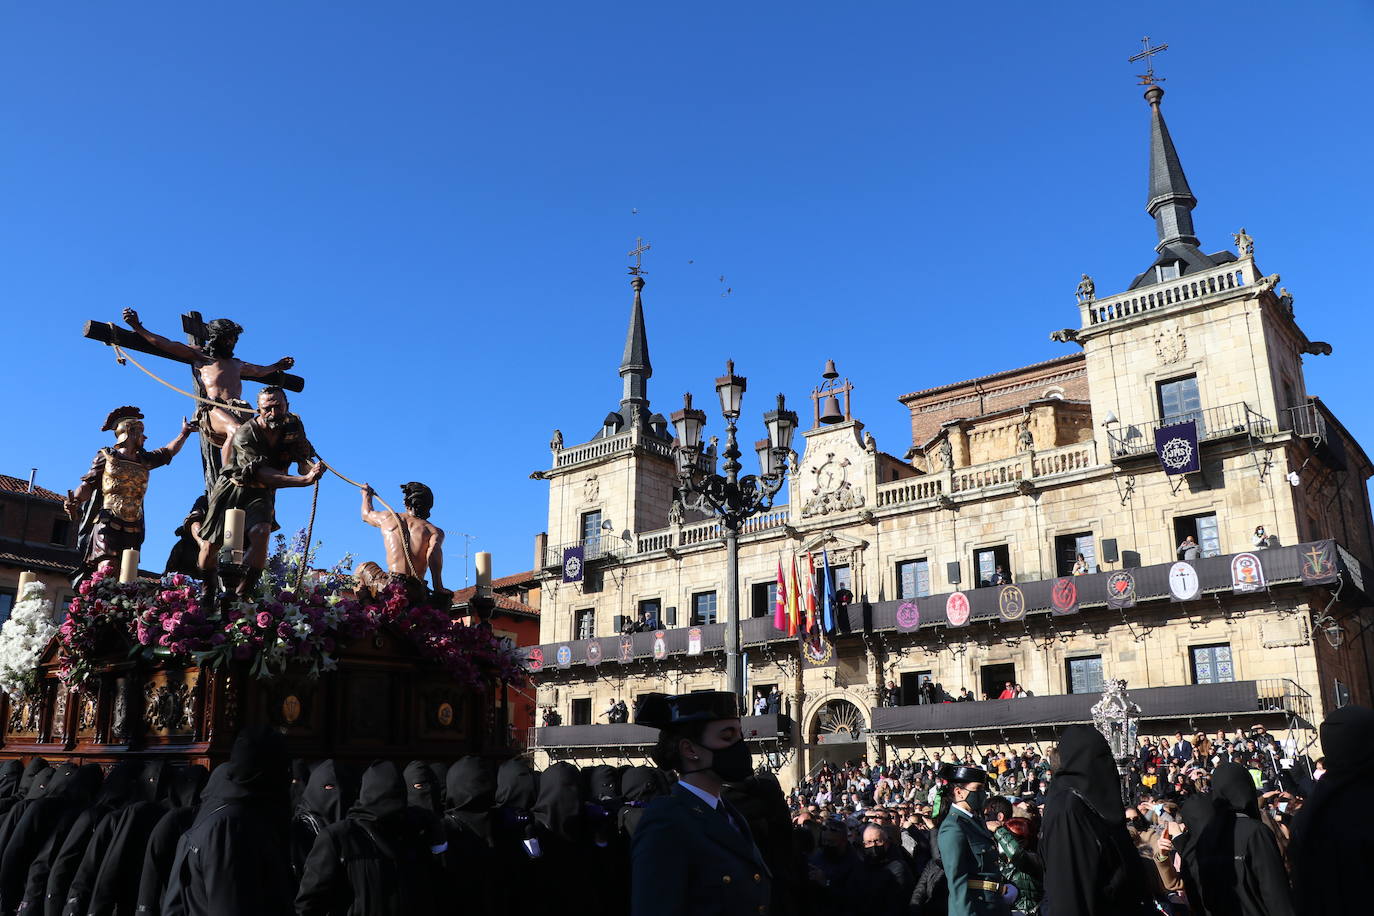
[1129,36,1169,86]
[628,236,651,276]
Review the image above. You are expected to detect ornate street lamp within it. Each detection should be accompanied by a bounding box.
[672,360,797,704]
[1091,678,1141,804]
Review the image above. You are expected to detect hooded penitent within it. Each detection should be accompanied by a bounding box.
[1040,725,1153,916]
[135,764,233,916]
[403,761,441,814]
[34,760,142,916]
[0,763,102,914]
[445,757,495,845]
[1293,705,1374,916]
[617,767,670,837]
[533,763,583,843]
[1195,762,1294,916]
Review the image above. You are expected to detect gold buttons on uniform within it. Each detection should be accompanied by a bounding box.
[753,874,762,882]
[722,875,731,884]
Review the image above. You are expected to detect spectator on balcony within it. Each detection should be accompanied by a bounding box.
[1177,535,1200,561]
[992,566,1012,586]
[958,687,975,703]
[998,682,1016,701]
[1071,553,1090,576]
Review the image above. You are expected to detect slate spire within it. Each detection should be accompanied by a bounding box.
[1145,85,1200,251]
[619,276,651,425]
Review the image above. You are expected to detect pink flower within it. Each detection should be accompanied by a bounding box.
[158,634,172,647]
[256,612,273,628]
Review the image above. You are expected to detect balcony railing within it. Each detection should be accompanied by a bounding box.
[1080,261,1256,329]
[541,534,622,569]
[1108,401,1271,459]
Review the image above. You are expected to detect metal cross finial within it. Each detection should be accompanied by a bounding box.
[628,236,652,276]
[1129,36,1169,86]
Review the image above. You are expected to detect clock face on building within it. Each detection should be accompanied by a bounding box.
[813,453,849,492]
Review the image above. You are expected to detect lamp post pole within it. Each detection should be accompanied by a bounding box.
[672,362,797,709]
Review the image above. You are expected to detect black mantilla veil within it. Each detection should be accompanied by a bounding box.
[1047,724,1125,825]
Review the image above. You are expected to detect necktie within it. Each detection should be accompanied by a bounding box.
[716,800,738,833]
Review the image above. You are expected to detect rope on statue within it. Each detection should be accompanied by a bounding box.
[107,335,420,581]
[297,478,320,591]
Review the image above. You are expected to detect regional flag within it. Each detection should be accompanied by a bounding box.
[787,555,801,636]
[773,557,787,631]
[803,552,818,633]
[821,549,837,634]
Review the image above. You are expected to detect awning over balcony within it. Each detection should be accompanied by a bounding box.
[532,714,793,749]
[869,679,1308,735]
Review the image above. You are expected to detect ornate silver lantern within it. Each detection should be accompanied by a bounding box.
[1091,678,1141,803]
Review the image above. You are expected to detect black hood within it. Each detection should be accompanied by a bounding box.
[300,760,354,825]
[403,760,441,813]
[428,762,450,807]
[0,760,22,798]
[446,757,494,812]
[170,764,210,808]
[586,765,622,804]
[198,764,237,811]
[141,760,170,803]
[350,760,406,823]
[43,763,81,799]
[621,766,671,803]
[1320,704,1374,774]
[1047,725,1124,825]
[1211,763,1260,818]
[290,759,312,810]
[1179,794,1216,833]
[495,759,537,810]
[216,726,290,805]
[18,757,49,797]
[25,765,56,799]
[98,760,144,806]
[534,762,583,841]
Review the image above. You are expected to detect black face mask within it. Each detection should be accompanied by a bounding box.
[707,739,754,783]
[863,846,889,864]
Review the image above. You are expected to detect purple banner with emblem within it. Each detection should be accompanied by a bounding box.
[1154,420,1201,476]
[562,546,584,583]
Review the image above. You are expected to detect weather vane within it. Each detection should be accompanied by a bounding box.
[1129,36,1168,86]
[628,236,651,276]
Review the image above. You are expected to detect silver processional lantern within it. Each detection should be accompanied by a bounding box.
[1091,678,1141,803]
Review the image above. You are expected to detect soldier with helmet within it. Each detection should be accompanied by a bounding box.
[65,406,194,584]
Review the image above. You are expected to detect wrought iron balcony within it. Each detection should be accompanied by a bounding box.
[1108,401,1271,460]
[541,535,622,569]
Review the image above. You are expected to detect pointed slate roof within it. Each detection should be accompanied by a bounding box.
[620,277,651,377]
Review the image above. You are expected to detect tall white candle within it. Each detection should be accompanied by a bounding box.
[16,571,37,595]
[119,549,139,584]
[476,551,492,589]
[225,509,246,551]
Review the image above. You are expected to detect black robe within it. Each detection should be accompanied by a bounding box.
[78,799,178,916]
[442,758,496,916]
[1040,725,1154,916]
[532,763,590,916]
[0,765,101,915]
[491,759,539,890]
[26,760,142,916]
[161,727,294,916]
[402,762,441,815]
[289,761,355,881]
[617,767,669,838]
[0,761,23,808]
[1194,763,1294,916]
[0,765,54,851]
[134,765,218,916]
[294,761,444,916]
[1291,705,1374,916]
[1174,793,1216,912]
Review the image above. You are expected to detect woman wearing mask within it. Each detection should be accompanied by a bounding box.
[935,762,1014,916]
[629,692,770,916]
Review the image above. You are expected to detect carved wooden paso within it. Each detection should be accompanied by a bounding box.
[82,311,305,392]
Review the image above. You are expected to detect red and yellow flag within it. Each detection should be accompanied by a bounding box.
[803,552,818,632]
[787,553,802,636]
[773,556,787,631]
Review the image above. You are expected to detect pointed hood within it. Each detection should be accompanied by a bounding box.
[1210,762,1260,818]
[18,757,49,797]
[533,762,583,842]
[170,764,210,808]
[349,760,406,823]
[446,757,495,813]
[403,760,441,813]
[0,760,22,799]
[300,760,353,825]
[495,759,537,810]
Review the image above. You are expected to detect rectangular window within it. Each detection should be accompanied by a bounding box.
[581,510,603,543]
[1174,513,1221,558]
[1157,375,1205,434]
[575,609,595,640]
[1055,532,1097,577]
[0,589,14,625]
[749,582,778,619]
[896,559,931,599]
[900,670,933,706]
[636,599,660,629]
[50,517,70,546]
[571,698,592,726]
[691,591,717,626]
[1066,656,1105,695]
[973,545,1011,588]
[980,663,1016,701]
[816,564,852,597]
[750,684,779,715]
[1191,644,1235,685]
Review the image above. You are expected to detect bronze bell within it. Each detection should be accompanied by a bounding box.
[822,359,839,380]
[819,394,844,424]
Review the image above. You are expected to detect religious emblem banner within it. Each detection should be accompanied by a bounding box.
[687,627,703,656]
[1168,561,1200,601]
[997,585,1026,622]
[1106,571,1136,610]
[1154,420,1201,475]
[1050,577,1079,615]
[945,592,971,627]
[652,631,667,660]
[1300,541,1339,585]
[561,546,584,583]
[618,637,634,664]
[1230,553,1267,593]
[895,601,921,632]
[584,640,602,666]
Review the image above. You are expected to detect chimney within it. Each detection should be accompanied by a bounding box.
[27,469,36,493]
[534,532,548,573]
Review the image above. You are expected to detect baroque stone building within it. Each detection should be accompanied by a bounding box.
[524,84,1374,786]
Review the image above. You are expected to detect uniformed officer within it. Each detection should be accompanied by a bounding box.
[629,692,772,916]
[935,763,1015,916]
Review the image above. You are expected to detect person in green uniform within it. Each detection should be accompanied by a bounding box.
[935,763,1015,916]
[629,692,771,916]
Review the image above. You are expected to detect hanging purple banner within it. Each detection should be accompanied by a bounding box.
[562,546,584,583]
[1155,420,1201,475]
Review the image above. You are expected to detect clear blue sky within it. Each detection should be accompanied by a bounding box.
[3,2,1371,585]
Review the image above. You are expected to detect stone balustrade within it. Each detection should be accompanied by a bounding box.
[553,429,673,469]
[1080,260,1256,329]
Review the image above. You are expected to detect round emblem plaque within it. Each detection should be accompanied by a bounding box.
[437,702,455,727]
[281,695,302,725]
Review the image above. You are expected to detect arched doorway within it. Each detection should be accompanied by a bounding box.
[807,698,868,772]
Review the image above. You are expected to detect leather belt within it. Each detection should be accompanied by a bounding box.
[968,879,1003,893]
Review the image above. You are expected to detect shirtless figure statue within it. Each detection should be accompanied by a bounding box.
[354,482,448,607]
[120,308,297,487]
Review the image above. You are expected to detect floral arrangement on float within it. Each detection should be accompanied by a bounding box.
[55,531,526,691]
[0,581,58,700]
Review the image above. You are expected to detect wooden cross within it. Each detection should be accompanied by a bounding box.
[1129,36,1168,86]
[628,236,651,276]
[82,310,305,392]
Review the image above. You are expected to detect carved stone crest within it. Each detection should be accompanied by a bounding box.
[583,474,599,503]
[1154,322,1187,365]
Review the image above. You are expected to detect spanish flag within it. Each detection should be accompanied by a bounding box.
[787,554,802,636]
[773,556,787,631]
[803,552,818,632]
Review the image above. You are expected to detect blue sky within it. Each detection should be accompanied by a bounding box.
[3,2,1371,586]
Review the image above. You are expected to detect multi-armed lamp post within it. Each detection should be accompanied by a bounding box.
[671,360,798,705]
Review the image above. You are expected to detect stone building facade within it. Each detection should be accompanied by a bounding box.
[523,85,1374,786]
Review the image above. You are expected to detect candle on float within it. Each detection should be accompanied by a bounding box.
[119,549,139,584]
[16,571,37,595]
[224,509,246,552]
[475,551,492,589]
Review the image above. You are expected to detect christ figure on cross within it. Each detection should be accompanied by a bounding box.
[120,308,297,480]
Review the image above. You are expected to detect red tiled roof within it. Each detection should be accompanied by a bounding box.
[896,353,1084,402]
[0,475,65,504]
[0,551,79,574]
